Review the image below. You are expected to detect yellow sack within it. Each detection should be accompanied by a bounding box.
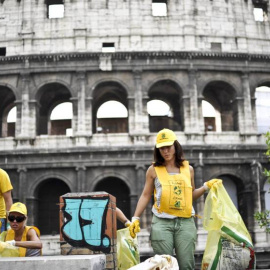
[0,231,20,257]
[202,180,256,270]
[117,227,140,270]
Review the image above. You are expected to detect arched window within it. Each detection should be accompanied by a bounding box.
[147,99,180,132]
[255,86,270,133]
[202,100,221,132]
[147,99,172,117]
[96,101,128,133]
[50,102,73,136]
[7,106,16,137]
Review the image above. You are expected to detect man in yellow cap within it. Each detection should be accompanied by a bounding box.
[3,202,42,257]
[0,168,13,233]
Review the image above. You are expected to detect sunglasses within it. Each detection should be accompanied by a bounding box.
[8,215,26,223]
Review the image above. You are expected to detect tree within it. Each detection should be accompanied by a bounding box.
[254,131,270,233]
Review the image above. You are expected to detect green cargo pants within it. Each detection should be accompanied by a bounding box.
[150,215,197,270]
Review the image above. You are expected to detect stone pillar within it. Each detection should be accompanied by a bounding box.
[135,164,149,228]
[72,72,90,146]
[132,69,148,134]
[26,197,39,226]
[187,69,200,133]
[16,73,31,138]
[15,74,36,148]
[183,0,196,49]
[241,73,255,133]
[75,71,87,136]
[76,166,86,192]
[194,154,207,251]
[181,95,191,132]
[128,96,135,133]
[129,0,142,50]
[17,167,27,203]
[18,0,34,54]
[235,96,245,132]
[250,160,269,248]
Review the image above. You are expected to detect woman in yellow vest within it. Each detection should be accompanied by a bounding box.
[129,129,219,270]
[4,202,42,257]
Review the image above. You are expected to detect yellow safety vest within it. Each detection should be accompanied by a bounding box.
[5,226,40,257]
[153,160,192,218]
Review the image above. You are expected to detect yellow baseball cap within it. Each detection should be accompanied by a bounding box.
[9,202,27,216]
[156,128,177,148]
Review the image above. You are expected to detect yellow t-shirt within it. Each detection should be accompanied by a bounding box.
[0,169,13,218]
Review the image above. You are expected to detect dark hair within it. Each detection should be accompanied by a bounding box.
[153,140,185,168]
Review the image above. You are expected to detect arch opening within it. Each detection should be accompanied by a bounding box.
[92,82,128,134]
[94,177,130,229]
[148,80,183,132]
[35,178,70,235]
[49,102,73,136]
[36,83,72,135]
[255,86,270,134]
[203,81,238,131]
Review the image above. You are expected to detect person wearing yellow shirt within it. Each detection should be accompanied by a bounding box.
[4,202,42,257]
[129,128,221,270]
[0,169,13,232]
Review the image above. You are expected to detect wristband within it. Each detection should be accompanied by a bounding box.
[203,183,209,191]
[131,217,140,222]
[6,240,16,246]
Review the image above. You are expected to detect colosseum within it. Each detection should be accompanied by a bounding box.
[0,0,270,267]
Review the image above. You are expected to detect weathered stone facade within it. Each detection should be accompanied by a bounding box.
[0,0,270,268]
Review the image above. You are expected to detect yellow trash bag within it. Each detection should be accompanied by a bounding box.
[117,227,140,270]
[0,231,20,257]
[202,180,256,270]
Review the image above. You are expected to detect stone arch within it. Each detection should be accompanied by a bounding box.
[198,76,240,97]
[90,171,132,192]
[35,82,73,135]
[147,79,184,132]
[202,80,238,131]
[33,176,71,235]
[250,78,270,97]
[91,80,129,133]
[29,173,73,196]
[0,84,17,137]
[93,176,131,229]
[35,79,74,100]
[89,78,131,98]
[146,77,184,96]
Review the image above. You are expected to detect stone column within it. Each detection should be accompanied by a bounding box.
[16,73,31,138]
[183,0,196,49]
[76,166,86,192]
[15,73,36,148]
[17,167,27,203]
[187,69,200,133]
[18,0,34,54]
[135,164,148,228]
[241,73,255,133]
[235,96,244,133]
[194,154,207,251]
[250,160,269,248]
[128,96,135,134]
[181,95,191,132]
[75,71,87,136]
[73,72,90,146]
[26,197,39,226]
[132,69,148,134]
